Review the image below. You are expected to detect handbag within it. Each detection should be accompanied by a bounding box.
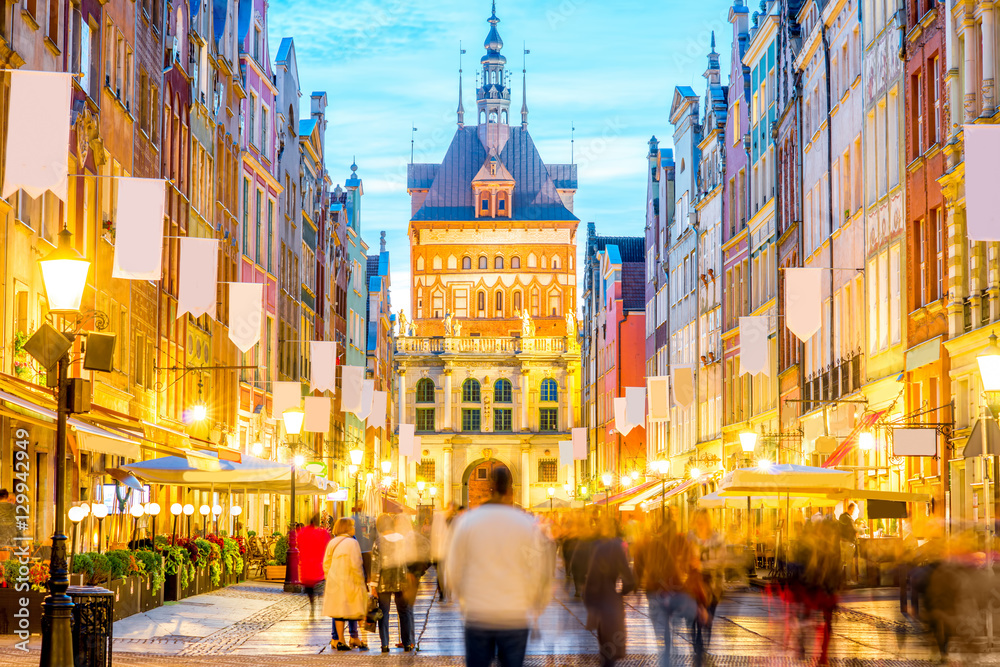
[363,594,382,634]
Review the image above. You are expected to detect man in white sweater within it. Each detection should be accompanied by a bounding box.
[445,466,554,667]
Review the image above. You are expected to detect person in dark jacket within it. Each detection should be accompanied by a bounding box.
[583,519,635,667]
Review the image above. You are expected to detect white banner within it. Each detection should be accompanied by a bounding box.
[304,396,331,433]
[273,381,300,418]
[355,379,375,421]
[785,267,823,342]
[398,424,416,458]
[559,441,574,467]
[2,71,72,202]
[614,397,633,436]
[176,238,218,318]
[340,366,365,414]
[647,376,670,422]
[964,124,1000,241]
[228,283,263,352]
[310,341,337,393]
[112,178,166,280]
[572,427,587,459]
[671,367,694,407]
[739,316,770,376]
[625,387,646,431]
[368,390,388,431]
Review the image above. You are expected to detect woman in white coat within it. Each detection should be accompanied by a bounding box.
[323,518,368,650]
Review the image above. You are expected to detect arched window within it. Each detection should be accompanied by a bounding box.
[494,256,504,269]
[479,110,486,124]
[477,290,485,312]
[495,290,503,313]
[416,379,435,403]
[494,379,513,403]
[489,111,498,123]
[500,110,507,124]
[513,290,522,313]
[511,256,521,269]
[462,379,481,402]
[462,256,472,270]
[552,257,559,270]
[540,378,558,402]
[479,256,488,269]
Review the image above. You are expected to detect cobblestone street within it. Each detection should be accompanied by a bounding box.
[0,569,978,666]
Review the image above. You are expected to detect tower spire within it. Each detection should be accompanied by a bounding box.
[521,44,529,129]
[477,0,510,127]
[458,42,467,128]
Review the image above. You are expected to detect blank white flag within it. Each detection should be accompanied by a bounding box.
[355,379,376,421]
[273,381,300,418]
[228,283,263,352]
[625,387,646,431]
[176,238,218,318]
[310,341,337,393]
[304,396,331,433]
[559,441,574,467]
[964,124,1000,241]
[614,397,634,436]
[112,178,166,280]
[785,268,823,342]
[340,366,365,414]
[572,427,587,459]
[2,71,72,202]
[368,390,388,431]
[647,376,670,422]
[398,424,416,457]
[739,316,770,376]
[673,367,694,407]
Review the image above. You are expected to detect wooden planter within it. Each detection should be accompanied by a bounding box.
[164,572,181,602]
[0,588,46,635]
[109,576,141,622]
[265,565,286,582]
[139,575,164,613]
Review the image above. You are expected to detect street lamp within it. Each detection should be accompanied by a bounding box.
[429,486,438,508]
[129,503,146,545]
[67,506,85,577]
[211,504,222,534]
[651,459,670,524]
[91,502,107,553]
[199,504,210,537]
[858,432,876,451]
[381,459,392,475]
[600,473,613,514]
[282,405,305,593]
[37,227,92,667]
[547,486,556,512]
[739,427,760,567]
[183,503,194,539]
[145,502,161,548]
[350,447,365,513]
[739,429,759,456]
[251,441,264,457]
[170,503,182,545]
[230,505,243,538]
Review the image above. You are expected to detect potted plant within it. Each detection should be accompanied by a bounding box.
[0,558,47,634]
[163,545,194,601]
[105,550,142,621]
[134,550,164,612]
[265,535,288,582]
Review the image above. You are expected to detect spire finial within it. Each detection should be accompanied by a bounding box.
[351,157,357,173]
[521,44,529,130]
[458,42,467,127]
[711,31,716,50]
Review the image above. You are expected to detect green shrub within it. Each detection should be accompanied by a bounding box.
[105,550,134,580]
[134,550,164,594]
[273,535,289,566]
[71,553,93,579]
[163,546,193,589]
[3,558,22,587]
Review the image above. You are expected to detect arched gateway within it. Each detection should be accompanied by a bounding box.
[462,458,512,508]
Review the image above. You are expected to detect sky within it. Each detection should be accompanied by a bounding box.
[268,0,735,315]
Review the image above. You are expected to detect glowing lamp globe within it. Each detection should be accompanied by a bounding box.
[91,503,108,519]
[689,467,702,479]
[416,480,426,493]
[858,432,875,451]
[349,447,364,466]
[739,430,758,453]
[381,460,392,475]
[145,502,161,516]
[293,454,305,467]
[79,503,90,516]
[251,441,264,457]
[547,486,556,498]
[282,406,305,435]
[129,504,145,518]
[170,503,183,516]
[652,459,670,475]
[199,504,210,516]
[68,506,86,523]
[601,473,613,488]
[429,487,437,498]
[230,505,242,516]
[183,504,195,516]
[39,227,90,314]
[189,404,208,422]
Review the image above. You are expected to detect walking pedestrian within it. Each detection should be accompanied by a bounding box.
[688,509,725,667]
[583,518,635,667]
[430,502,457,600]
[296,514,330,618]
[322,518,369,651]
[370,513,415,652]
[445,466,554,667]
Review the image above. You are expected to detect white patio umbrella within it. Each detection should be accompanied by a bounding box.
[698,490,838,509]
[718,463,854,497]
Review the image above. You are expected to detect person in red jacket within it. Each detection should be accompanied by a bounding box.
[297,514,331,617]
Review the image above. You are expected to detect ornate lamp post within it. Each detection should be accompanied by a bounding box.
[145,502,161,547]
[183,503,194,539]
[600,473,613,515]
[429,486,438,509]
[91,503,107,553]
[651,459,670,524]
[739,427,759,566]
[282,406,305,593]
[230,505,243,537]
[547,486,556,512]
[36,228,91,667]
[349,447,364,512]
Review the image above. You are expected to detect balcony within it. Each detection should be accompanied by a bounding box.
[396,336,573,356]
[802,350,863,413]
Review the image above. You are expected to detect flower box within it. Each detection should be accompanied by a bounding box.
[0,588,46,635]
[109,575,141,622]
[139,575,164,613]
[265,565,286,582]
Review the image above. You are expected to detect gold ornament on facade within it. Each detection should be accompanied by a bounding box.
[481,448,494,460]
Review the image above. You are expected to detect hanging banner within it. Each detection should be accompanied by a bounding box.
[2,71,72,202]
[228,283,263,352]
[672,367,694,408]
[559,441,574,467]
[398,424,416,458]
[354,379,376,421]
[572,427,587,459]
[739,316,770,376]
[273,381,300,419]
[613,397,638,436]
[176,238,219,318]
[647,376,670,422]
[625,387,646,431]
[964,124,1000,241]
[310,341,337,393]
[785,267,824,342]
[340,366,365,414]
[368,390,388,431]
[112,178,166,280]
[304,396,331,433]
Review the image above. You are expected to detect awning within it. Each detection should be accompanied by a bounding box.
[823,410,886,468]
[641,474,710,511]
[722,463,854,495]
[0,388,142,459]
[586,479,660,508]
[698,490,838,509]
[531,497,572,511]
[620,480,681,511]
[962,418,1000,458]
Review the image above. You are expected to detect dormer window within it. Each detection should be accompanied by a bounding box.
[481,198,489,211]
[498,199,505,211]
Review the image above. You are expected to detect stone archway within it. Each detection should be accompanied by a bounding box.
[462,457,511,508]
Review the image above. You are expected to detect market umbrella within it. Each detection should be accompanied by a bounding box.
[698,490,837,509]
[718,463,854,496]
[531,497,572,511]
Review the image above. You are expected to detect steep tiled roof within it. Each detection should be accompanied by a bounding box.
[410,126,578,222]
[593,235,644,263]
[621,263,646,311]
[547,163,578,190]
[407,163,439,189]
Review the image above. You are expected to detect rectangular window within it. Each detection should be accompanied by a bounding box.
[249,95,257,147]
[267,199,274,272]
[878,251,889,349]
[865,111,876,204]
[890,244,901,344]
[481,198,488,210]
[935,208,944,300]
[134,332,145,386]
[242,178,250,253]
[868,257,878,355]
[261,106,268,155]
[498,199,505,211]
[913,72,924,156]
[539,408,558,432]
[930,56,941,145]
[888,86,899,187]
[417,458,436,483]
[494,408,512,432]
[538,458,558,484]
[416,408,435,433]
[45,0,58,46]
[255,189,262,263]
[461,408,481,432]
[917,220,926,307]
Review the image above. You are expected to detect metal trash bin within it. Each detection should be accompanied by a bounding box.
[67,585,114,667]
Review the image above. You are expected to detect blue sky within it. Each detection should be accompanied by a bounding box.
[268,0,734,314]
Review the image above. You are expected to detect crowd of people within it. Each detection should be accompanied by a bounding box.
[294,471,1000,666]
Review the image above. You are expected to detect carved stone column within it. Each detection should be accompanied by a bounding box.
[520,369,530,432]
[443,446,453,506]
[983,3,996,114]
[964,17,980,122]
[397,369,406,431]
[443,368,453,431]
[521,447,531,509]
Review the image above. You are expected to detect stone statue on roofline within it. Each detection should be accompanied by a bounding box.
[565,311,577,338]
[397,310,409,337]
[453,319,462,337]
[444,311,454,336]
[519,309,534,337]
